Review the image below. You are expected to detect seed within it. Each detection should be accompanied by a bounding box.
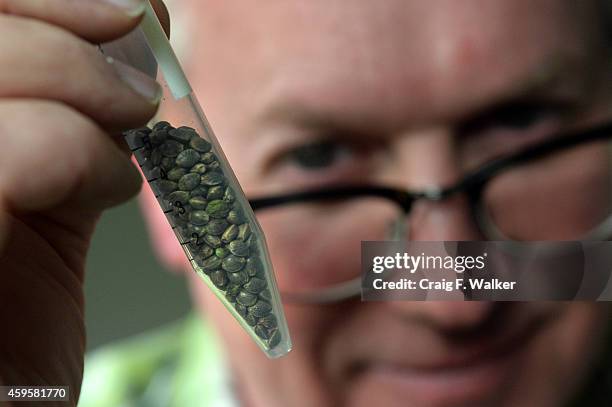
[206,200,230,218]
[193,245,214,262]
[206,219,228,235]
[210,270,228,289]
[268,329,281,348]
[222,255,246,273]
[201,152,216,164]
[201,256,222,273]
[228,240,249,257]
[207,186,224,200]
[235,303,248,318]
[167,191,190,205]
[190,136,212,153]
[223,187,235,203]
[160,157,175,171]
[157,180,177,195]
[178,173,201,191]
[225,284,242,302]
[249,299,272,318]
[207,161,220,171]
[190,163,207,174]
[168,127,194,144]
[190,186,209,198]
[204,235,222,248]
[215,247,229,259]
[227,209,245,225]
[245,313,258,326]
[188,224,206,238]
[245,257,263,277]
[254,324,270,340]
[259,289,271,302]
[189,196,208,210]
[259,314,277,330]
[237,223,251,241]
[151,149,162,166]
[227,271,248,285]
[201,172,225,186]
[237,291,258,307]
[153,121,172,131]
[221,224,239,243]
[176,149,201,168]
[243,277,266,294]
[167,167,187,182]
[189,210,210,226]
[159,140,184,157]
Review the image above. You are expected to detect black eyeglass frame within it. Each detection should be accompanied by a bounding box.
[248,121,612,242]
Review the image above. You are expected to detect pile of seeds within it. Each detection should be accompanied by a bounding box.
[125,122,281,349]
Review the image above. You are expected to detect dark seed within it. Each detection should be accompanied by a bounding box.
[243,277,266,294]
[188,224,206,237]
[207,186,224,200]
[190,163,207,174]
[176,149,201,168]
[237,223,251,241]
[167,191,190,205]
[225,284,242,302]
[190,186,209,198]
[227,209,245,225]
[151,150,162,166]
[206,200,230,218]
[168,127,194,144]
[167,167,187,182]
[201,172,225,186]
[227,271,249,285]
[201,152,216,164]
[259,314,277,330]
[268,329,281,348]
[159,140,184,157]
[189,210,210,226]
[189,196,208,210]
[201,256,222,273]
[221,225,239,243]
[178,173,201,191]
[150,129,168,145]
[235,303,248,317]
[255,324,271,340]
[207,161,220,171]
[259,289,271,302]
[245,313,258,326]
[153,121,172,131]
[160,157,175,171]
[190,136,212,153]
[245,257,263,277]
[222,255,246,273]
[206,219,228,235]
[237,291,258,307]
[249,299,272,318]
[157,180,177,195]
[204,235,222,248]
[210,270,228,289]
[194,245,213,261]
[223,187,235,203]
[228,240,249,257]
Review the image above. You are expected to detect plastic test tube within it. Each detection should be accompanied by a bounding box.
[103,1,291,358]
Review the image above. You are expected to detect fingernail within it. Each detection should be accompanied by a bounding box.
[101,0,147,17]
[108,57,162,105]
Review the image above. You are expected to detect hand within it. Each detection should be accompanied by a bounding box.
[0,0,169,404]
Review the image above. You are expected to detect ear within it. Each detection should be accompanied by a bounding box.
[138,167,189,274]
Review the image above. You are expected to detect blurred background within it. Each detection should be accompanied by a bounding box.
[83,199,191,351]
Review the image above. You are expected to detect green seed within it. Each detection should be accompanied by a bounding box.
[190,163,207,174]
[188,224,206,238]
[249,300,272,318]
[206,219,228,235]
[189,210,210,226]
[222,255,246,273]
[201,152,216,164]
[243,277,266,294]
[259,289,271,302]
[167,167,187,182]
[167,191,189,205]
[207,161,220,171]
[223,187,235,203]
[237,223,251,241]
[228,240,249,257]
[198,245,214,259]
[190,186,209,198]
[190,136,212,153]
[225,284,242,302]
[207,186,224,200]
[227,209,245,225]
[237,291,257,306]
[221,224,239,243]
[178,173,201,191]
[227,271,248,285]
[176,149,201,168]
[159,140,184,157]
[201,256,222,273]
[206,200,230,218]
[189,196,208,210]
[210,270,228,289]
[204,235,222,248]
[201,172,225,186]
[215,247,229,259]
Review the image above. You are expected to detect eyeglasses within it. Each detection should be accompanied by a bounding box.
[248,122,612,303]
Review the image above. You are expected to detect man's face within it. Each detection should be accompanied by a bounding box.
[149,0,612,406]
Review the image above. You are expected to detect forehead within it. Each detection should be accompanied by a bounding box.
[182,0,604,131]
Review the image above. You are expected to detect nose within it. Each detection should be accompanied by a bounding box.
[408,195,483,240]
